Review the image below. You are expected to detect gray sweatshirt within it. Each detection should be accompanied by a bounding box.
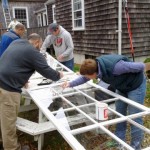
[41,26,74,62]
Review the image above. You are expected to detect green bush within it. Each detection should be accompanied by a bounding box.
[74,64,80,72]
[144,58,150,79]
[144,58,150,63]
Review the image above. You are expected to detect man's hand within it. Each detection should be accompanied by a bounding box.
[24,82,29,89]
[59,71,64,79]
[57,54,64,61]
[61,81,70,89]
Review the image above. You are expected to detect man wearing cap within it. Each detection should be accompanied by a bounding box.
[41,23,74,70]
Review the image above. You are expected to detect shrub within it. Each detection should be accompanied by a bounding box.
[144,58,150,79]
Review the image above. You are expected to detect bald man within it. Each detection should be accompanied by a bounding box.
[0,33,63,150]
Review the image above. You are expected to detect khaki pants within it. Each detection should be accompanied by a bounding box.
[0,88,21,150]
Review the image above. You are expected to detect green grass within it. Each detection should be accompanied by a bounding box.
[145,82,150,107]
[74,64,80,72]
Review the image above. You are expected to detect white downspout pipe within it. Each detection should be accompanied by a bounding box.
[118,0,122,54]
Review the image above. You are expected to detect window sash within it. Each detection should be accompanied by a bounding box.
[13,7,29,28]
[72,0,85,30]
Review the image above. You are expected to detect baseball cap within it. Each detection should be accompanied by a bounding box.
[48,23,59,34]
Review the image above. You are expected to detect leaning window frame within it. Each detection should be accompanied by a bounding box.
[71,0,85,31]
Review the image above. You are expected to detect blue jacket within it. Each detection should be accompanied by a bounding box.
[0,30,20,57]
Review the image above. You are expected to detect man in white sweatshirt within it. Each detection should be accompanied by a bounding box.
[41,23,74,70]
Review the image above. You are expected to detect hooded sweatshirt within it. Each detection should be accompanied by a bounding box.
[41,26,74,62]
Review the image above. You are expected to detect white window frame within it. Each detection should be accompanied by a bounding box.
[27,55,150,150]
[52,4,56,23]
[12,7,29,28]
[42,12,48,26]
[71,0,85,31]
[37,14,42,27]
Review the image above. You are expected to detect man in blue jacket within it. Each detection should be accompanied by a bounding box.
[0,23,25,57]
[62,54,146,150]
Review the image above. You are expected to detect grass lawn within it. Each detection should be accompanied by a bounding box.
[73,63,80,72]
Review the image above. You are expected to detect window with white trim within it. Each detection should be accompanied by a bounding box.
[72,0,85,30]
[42,12,48,26]
[52,4,56,23]
[37,14,42,27]
[13,7,29,28]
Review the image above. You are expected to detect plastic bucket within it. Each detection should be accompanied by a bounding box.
[95,102,108,120]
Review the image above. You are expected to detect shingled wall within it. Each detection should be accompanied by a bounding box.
[54,0,150,59]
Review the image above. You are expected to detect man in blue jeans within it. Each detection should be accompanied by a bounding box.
[41,23,74,70]
[62,54,146,150]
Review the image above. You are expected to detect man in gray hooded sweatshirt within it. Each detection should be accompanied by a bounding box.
[41,23,74,70]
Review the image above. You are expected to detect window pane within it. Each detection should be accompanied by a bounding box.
[74,0,80,3]
[72,0,84,29]
[20,20,27,27]
[74,2,81,11]
[74,11,82,19]
[74,19,82,27]
[15,9,26,19]
[15,8,27,27]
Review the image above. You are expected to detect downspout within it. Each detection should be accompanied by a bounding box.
[44,3,48,25]
[118,0,122,55]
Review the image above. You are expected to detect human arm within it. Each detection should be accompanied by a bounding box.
[113,60,145,75]
[58,33,74,60]
[62,76,90,88]
[40,35,52,54]
[31,50,63,81]
[24,81,29,89]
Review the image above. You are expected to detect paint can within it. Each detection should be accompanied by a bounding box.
[95,102,108,120]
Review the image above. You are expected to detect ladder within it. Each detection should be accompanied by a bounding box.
[2,0,11,29]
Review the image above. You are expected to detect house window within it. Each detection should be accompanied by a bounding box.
[37,14,42,27]
[13,7,29,28]
[42,12,48,26]
[72,0,85,30]
[52,4,56,23]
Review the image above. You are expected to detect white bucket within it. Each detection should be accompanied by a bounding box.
[95,102,108,120]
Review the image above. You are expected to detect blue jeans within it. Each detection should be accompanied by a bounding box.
[115,76,146,149]
[61,58,74,71]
